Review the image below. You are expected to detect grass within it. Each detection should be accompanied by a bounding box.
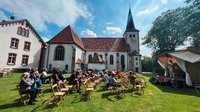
[0,73,200,112]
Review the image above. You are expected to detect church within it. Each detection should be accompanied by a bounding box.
[45,8,142,72]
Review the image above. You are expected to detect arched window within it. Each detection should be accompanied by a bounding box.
[88,54,92,63]
[135,57,138,61]
[17,27,22,35]
[22,28,26,36]
[129,34,132,37]
[110,55,114,65]
[25,29,29,37]
[121,55,125,65]
[54,46,65,60]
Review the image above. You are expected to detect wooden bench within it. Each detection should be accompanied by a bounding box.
[16,85,30,105]
[83,79,94,99]
[51,84,65,106]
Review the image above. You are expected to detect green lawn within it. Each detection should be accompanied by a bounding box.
[0,73,200,112]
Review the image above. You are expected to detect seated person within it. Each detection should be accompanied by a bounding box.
[103,71,110,88]
[29,68,39,80]
[109,73,121,87]
[128,71,138,87]
[69,71,81,93]
[19,72,38,105]
[40,68,51,84]
[52,69,62,84]
[58,69,65,81]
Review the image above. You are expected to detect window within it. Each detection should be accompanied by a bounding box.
[110,55,114,65]
[10,38,19,49]
[24,41,31,51]
[88,54,92,63]
[25,29,29,37]
[129,34,132,37]
[135,57,138,61]
[21,55,29,66]
[65,64,68,70]
[54,46,65,60]
[132,34,135,37]
[7,53,17,65]
[121,55,125,65]
[136,62,138,65]
[22,28,26,36]
[17,27,22,35]
[116,53,119,57]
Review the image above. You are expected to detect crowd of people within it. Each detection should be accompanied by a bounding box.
[19,68,139,105]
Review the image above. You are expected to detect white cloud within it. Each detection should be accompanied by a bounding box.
[103,26,122,35]
[136,5,159,17]
[161,0,168,4]
[81,29,97,37]
[0,0,92,31]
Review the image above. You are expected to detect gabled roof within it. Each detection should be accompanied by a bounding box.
[47,25,85,50]
[0,19,46,46]
[81,38,130,52]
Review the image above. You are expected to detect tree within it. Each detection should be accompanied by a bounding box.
[141,56,160,72]
[142,8,188,55]
[184,0,200,47]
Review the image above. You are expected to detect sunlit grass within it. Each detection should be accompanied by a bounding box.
[0,73,199,112]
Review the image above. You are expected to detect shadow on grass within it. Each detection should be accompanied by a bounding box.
[154,84,199,97]
[43,88,52,93]
[0,102,25,110]
[96,86,109,92]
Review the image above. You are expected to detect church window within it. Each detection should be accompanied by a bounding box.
[65,64,68,70]
[88,54,92,63]
[135,57,138,61]
[10,38,19,49]
[54,45,65,60]
[110,55,114,65]
[116,53,119,57]
[121,55,125,65]
[129,34,132,37]
[133,34,135,37]
[17,27,22,35]
[7,53,17,65]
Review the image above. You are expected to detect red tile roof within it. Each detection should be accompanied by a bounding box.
[47,25,85,50]
[0,19,46,46]
[81,38,130,52]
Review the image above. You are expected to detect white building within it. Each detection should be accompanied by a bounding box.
[46,8,142,72]
[0,19,46,71]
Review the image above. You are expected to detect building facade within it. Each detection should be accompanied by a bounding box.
[0,19,46,70]
[46,8,142,72]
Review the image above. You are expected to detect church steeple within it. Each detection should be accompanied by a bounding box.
[125,8,138,32]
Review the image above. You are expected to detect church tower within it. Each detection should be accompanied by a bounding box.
[124,8,140,52]
[124,8,142,72]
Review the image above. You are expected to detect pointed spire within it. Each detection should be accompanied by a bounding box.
[125,8,138,32]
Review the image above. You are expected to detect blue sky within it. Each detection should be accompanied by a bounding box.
[0,0,187,56]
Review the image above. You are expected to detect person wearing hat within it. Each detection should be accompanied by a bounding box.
[19,72,37,105]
